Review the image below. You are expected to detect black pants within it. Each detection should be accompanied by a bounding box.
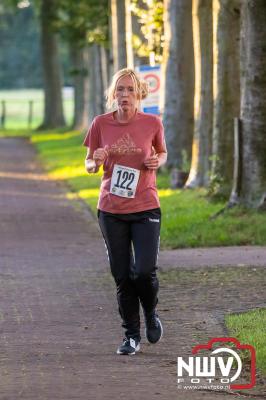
[98,208,161,341]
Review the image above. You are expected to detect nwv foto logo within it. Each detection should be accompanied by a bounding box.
[177,337,256,390]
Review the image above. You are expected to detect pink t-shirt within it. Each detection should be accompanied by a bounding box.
[83,110,166,214]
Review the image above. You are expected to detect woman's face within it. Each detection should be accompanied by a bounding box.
[114,75,138,112]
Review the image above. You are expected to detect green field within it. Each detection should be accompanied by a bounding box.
[0,88,73,129]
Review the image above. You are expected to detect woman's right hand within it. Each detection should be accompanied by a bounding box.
[93,147,108,166]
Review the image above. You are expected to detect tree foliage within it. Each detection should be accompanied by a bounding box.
[131,0,163,62]
[0,0,109,88]
[0,5,42,88]
[55,0,109,47]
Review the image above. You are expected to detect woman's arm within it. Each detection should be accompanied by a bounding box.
[157,151,168,167]
[144,143,168,170]
[85,158,99,174]
[84,147,108,174]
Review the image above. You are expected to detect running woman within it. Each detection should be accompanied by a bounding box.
[83,68,167,355]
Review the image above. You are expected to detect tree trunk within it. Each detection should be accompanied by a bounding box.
[131,12,150,67]
[88,44,105,123]
[125,0,134,68]
[210,0,240,196]
[39,0,65,129]
[71,45,89,131]
[160,0,194,169]
[111,0,127,71]
[100,46,111,94]
[186,0,213,188]
[239,0,266,209]
[108,2,114,81]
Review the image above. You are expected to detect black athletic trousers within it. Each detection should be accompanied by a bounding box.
[98,207,161,341]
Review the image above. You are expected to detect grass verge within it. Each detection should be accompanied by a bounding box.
[1,128,266,248]
[225,308,266,374]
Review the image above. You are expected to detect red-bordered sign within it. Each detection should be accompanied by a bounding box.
[144,73,160,93]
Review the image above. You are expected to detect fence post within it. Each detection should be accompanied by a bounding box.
[1,100,6,129]
[229,117,242,204]
[28,100,33,128]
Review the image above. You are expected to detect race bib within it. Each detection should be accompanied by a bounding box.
[110,164,140,198]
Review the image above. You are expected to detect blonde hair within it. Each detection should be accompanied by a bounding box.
[105,68,149,110]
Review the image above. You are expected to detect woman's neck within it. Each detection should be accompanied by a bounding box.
[115,108,137,123]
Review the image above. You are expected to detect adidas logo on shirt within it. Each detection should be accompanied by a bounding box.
[108,133,142,155]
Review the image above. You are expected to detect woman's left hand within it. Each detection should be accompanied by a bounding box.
[144,154,159,170]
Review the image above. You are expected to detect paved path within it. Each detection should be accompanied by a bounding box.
[0,137,265,400]
[160,246,266,269]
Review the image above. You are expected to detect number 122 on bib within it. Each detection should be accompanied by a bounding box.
[110,164,140,198]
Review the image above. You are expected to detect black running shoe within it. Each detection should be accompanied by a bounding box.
[116,337,140,355]
[145,312,163,344]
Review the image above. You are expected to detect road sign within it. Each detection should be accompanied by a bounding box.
[135,65,161,115]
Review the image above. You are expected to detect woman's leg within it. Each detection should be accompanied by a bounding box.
[98,211,141,341]
[130,208,161,314]
[129,208,163,344]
